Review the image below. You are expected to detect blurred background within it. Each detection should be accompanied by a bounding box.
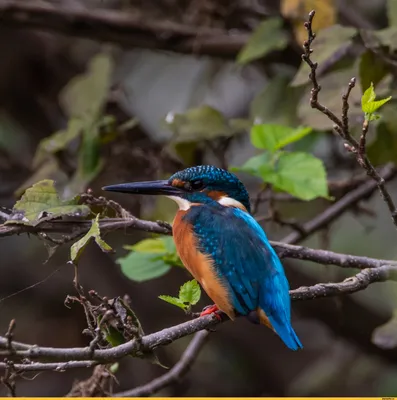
[1,0,397,396]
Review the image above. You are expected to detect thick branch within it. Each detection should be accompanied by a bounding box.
[0,1,248,57]
[0,262,396,372]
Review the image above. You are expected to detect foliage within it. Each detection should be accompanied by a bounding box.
[361,83,392,121]
[70,214,113,264]
[6,180,90,226]
[31,52,125,196]
[237,17,288,64]
[232,124,328,201]
[117,236,183,282]
[159,280,201,311]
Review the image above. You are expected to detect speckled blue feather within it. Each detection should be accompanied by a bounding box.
[169,166,251,212]
[184,201,303,351]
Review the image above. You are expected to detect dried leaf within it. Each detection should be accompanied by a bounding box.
[281,0,337,45]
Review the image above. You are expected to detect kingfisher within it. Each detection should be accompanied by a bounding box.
[103,165,302,350]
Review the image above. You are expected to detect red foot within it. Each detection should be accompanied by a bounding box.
[200,304,221,321]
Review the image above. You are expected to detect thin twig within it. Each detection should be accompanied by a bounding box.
[115,330,210,397]
[302,10,397,229]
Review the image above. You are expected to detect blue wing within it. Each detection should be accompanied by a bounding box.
[185,204,302,350]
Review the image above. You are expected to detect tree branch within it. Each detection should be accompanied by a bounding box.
[0,0,248,58]
[0,164,395,245]
[271,242,397,270]
[302,10,397,229]
[114,330,210,397]
[0,251,396,373]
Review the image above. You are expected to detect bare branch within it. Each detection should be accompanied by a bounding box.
[115,330,210,397]
[0,248,396,373]
[0,164,394,247]
[291,265,397,301]
[302,10,397,229]
[271,242,397,270]
[0,1,248,58]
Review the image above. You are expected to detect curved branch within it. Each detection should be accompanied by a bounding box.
[115,330,209,397]
[0,263,396,372]
[290,265,397,301]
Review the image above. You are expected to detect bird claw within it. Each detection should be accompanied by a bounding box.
[200,304,222,321]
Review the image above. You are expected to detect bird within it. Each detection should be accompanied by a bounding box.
[103,165,303,350]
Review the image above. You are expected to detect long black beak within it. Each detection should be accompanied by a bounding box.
[102,180,183,196]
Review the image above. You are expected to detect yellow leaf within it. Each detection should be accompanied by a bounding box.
[281,0,336,44]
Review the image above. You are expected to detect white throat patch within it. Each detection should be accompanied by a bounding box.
[218,196,247,211]
[167,196,191,211]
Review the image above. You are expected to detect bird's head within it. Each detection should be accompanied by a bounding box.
[103,165,251,213]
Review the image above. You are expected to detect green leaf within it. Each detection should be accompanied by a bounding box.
[362,83,392,115]
[109,363,119,374]
[33,119,83,167]
[117,252,171,282]
[60,53,114,195]
[361,82,376,107]
[70,214,113,263]
[372,310,397,350]
[359,51,389,93]
[123,236,183,271]
[158,295,187,310]
[60,52,114,123]
[251,124,312,152]
[387,0,397,26]
[165,105,235,142]
[7,180,90,226]
[237,17,288,65]
[259,152,328,200]
[125,238,168,253]
[363,98,392,114]
[179,280,201,305]
[230,153,272,177]
[291,25,357,87]
[162,236,177,253]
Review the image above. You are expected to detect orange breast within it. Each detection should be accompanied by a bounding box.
[173,209,235,319]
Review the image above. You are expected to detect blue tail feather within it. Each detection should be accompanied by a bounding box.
[268,314,303,351]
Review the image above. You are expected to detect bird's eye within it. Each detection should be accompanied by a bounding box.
[190,179,205,190]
